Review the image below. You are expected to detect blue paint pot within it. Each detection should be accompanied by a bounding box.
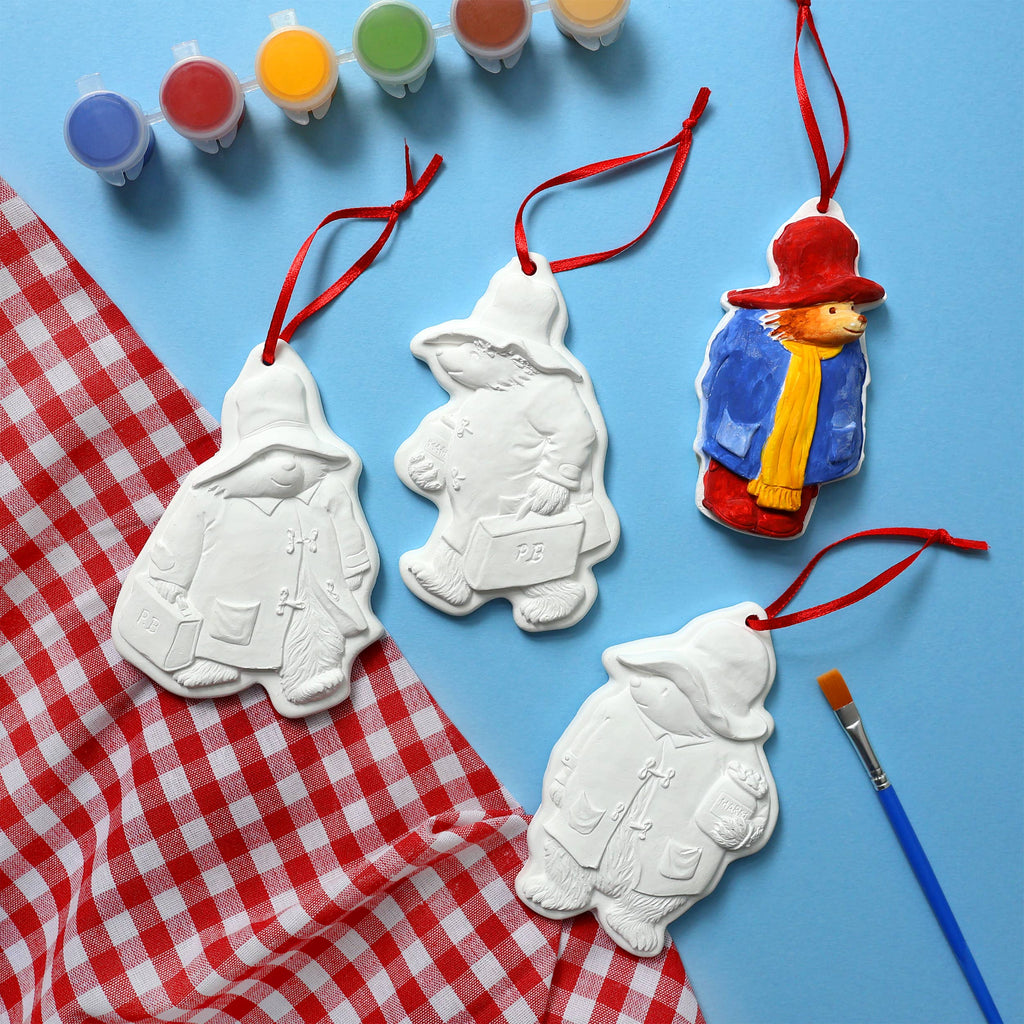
[64,77,154,186]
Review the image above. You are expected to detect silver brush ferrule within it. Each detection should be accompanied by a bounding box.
[835,702,890,791]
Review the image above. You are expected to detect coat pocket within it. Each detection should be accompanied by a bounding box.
[827,422,859,465]
[207,599,260,646]
[566,791,606,835]
[658,841,703,881]
[714,409,757,458]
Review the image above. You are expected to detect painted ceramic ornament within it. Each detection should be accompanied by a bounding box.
[517,603,777,956]
[113,343,383,718]
[396,254,619,632]
[695,199,886,539]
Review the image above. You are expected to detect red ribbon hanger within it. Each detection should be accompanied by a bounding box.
[793,0,849,213]
[263,144,443,365]
[747,528,988,632]
[513,86,711,276]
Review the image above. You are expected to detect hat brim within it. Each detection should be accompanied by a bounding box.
[727,274,886,310]
[191,424,350,486]
[415,321,583,382]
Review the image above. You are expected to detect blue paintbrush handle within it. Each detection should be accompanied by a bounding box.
[876,785,1002,1024]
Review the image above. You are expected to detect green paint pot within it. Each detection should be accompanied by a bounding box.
[353,1,436,98]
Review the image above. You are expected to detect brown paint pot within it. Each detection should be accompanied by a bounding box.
[451,0,532,73]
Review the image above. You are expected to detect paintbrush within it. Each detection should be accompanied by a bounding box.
[817,669,1002,1024]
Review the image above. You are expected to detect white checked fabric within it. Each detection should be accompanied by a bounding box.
[0,177,706,1024]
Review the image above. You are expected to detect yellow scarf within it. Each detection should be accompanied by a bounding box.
[748,341,842,511]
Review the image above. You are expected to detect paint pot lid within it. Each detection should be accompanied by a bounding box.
[353,2,436,84]
[64,89,149,170]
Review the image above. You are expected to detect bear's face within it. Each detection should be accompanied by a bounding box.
[629,670,708,736]
[222,448,330,499]
[437,340,524,390]
[768,301,867,347]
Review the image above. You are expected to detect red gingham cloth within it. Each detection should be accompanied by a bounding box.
[0,177,706,1024]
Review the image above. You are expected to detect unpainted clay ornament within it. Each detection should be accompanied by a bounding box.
[397,89,710,631]
[516,528,987,954]
[517,603,777,955]
[695,199,885,539]
[112,148,442,717]
[113,344,383,718]
[396,254,618,632]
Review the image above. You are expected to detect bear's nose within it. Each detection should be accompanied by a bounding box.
[857,314,866,324]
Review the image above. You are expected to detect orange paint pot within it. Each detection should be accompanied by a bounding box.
[450,0,532,73]
[550,0,630,50]
[255,11,338,124]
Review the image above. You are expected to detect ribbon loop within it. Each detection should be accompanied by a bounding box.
[793,0,849,212]
[747,527,988,632]
[262,145,443,365]
[514,86,711,277]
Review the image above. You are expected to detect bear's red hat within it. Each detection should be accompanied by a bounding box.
[727,215,885,310]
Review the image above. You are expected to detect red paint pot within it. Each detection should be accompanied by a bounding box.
[159,46,245,152]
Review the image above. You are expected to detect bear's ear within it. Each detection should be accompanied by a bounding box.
[616,653,694,691]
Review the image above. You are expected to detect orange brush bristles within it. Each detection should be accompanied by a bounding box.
[817,668,854,710]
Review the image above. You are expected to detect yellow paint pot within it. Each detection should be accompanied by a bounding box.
[255,11,338,124]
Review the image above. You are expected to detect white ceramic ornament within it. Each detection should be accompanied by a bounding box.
[395,254,619,632]
[516,603,778,956]
[112,343,383,718]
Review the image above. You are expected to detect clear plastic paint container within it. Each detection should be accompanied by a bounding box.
[159,42,245,153]
[63,74,154,186]
[352,1,436,98]
[255,10,338,124]
[450,0,532,73]
[550,0,630,51]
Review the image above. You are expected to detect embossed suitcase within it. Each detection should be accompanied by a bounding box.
[119,575,202,671]
[463,508,585,590]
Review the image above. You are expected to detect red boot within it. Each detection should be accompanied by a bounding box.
[701,460,817,539]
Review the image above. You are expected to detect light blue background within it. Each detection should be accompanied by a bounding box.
[2,2,1021,1022]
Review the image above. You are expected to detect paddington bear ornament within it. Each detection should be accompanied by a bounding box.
[694,200,885,539]
[112,344,383,718]
[396,255,618,632]
[517,529,987,956]
[395,90,710,631]
[517,603,778,956]
[111,147,441,717]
